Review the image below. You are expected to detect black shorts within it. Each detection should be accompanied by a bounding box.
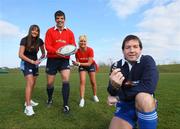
[78,64,96,72]
[20,61,39,76]
[46,58,70,75]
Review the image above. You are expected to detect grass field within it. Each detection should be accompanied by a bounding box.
[0,65,180,129]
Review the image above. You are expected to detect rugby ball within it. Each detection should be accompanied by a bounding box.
[57,44,76,56]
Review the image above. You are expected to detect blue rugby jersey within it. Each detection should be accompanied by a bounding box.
[107,55,159,101]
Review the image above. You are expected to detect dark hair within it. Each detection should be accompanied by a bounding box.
[122,35,143,50]
[26,24,40,51]
[54,10,65,20]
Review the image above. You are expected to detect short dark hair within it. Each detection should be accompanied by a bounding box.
[54,10,65,20]
[122,35,143,50]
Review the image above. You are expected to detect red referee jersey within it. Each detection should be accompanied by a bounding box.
[45,26,76,58]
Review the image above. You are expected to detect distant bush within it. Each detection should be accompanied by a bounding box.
[157,64,180,73]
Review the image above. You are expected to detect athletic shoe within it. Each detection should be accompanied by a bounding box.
[79,98,85,107]
[93,96,99,102]
[24,100,39,107]
[24,105,35,116]
[46,99,53,108]
[63,105,70,113]
[30,100,39,106]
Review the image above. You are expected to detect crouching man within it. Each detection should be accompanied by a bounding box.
[107,35,159,129]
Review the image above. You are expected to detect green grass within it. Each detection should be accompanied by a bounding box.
[0,65,180,129]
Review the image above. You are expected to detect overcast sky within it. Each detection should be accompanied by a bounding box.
[0,0,180,68]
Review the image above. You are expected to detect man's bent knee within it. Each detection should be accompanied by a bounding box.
[135,92,156,112]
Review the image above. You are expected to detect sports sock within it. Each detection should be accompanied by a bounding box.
[62,82,70,106]
[47,85,54,101]
[137,109,158,129]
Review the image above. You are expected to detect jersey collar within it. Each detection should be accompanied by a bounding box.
[122,54,142,70]
[54,26,67,30]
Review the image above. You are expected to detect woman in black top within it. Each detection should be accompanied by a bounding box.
[18,24,45,116]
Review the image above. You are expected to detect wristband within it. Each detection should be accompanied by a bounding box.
[78,62,81,66]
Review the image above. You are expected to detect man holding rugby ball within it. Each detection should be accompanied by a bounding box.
[45,10,76,113]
